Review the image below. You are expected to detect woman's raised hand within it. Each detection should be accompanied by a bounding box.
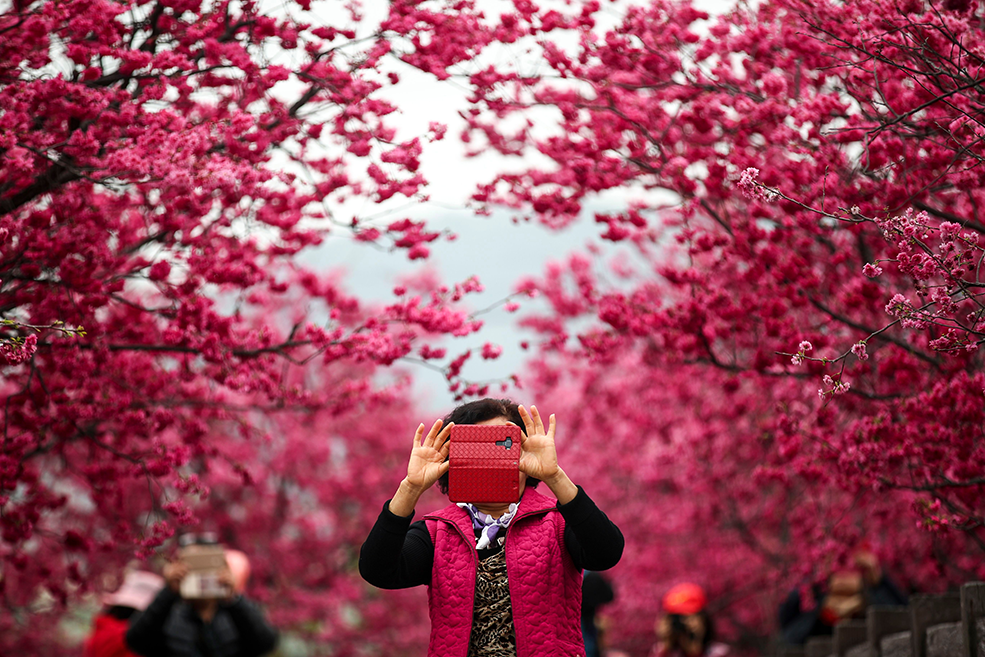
[517,405,559,481]
[405,419,452,493]
[163,560,189,594]
[518,405,578,504]
[389,419,452,517]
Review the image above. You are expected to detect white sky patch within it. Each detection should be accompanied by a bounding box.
[293,0,736,411]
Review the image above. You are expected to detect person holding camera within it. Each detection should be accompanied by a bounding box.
[125,536,278,657]
[777,548,907,646]
[650,583,730,657]
[84,569,164,657]
[582,570,616,657]
[359,398,624,657]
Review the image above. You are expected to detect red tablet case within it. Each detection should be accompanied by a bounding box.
[448,424,522,504]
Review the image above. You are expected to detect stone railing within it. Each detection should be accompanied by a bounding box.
[774,582,985,657]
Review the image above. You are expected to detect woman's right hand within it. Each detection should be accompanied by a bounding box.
[405,419,452,490]
[390,420,452,517]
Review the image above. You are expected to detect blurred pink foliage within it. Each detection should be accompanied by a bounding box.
[3,0,985,654]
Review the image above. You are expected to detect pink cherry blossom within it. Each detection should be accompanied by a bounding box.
[6,0,985,653]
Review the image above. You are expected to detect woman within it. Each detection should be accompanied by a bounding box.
[84,570,164,657]
[650,583,730,657]
[777,548,907,646]
[359,398,624,657]
[125,543,278,657]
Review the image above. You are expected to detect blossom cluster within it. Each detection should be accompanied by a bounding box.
[0,333,37,364]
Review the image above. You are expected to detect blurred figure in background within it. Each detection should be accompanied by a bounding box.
[650,583,730,657]
[126,535,278,657]
[778,548,907,645]
[582,569,615,657]
[85,570,165,657]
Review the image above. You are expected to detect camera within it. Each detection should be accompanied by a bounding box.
[177,533,229,600]
[670,614,694,639]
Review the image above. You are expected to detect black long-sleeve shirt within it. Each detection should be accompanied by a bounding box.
[359,485,624,589]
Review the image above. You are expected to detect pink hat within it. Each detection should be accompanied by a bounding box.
[662,582,708,615]
[225,550,251,593]
[103,571,165,610]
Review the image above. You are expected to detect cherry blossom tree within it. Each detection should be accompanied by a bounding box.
[5,0,985,653]
[456,0,985,651]
[0,0,498,650]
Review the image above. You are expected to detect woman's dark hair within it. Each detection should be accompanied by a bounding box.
[436,398,540,494]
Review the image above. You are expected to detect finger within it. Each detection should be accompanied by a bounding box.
[530,405,546,435]
[518,404,536,436]
[547,413,556,439]
[423,419,443,447]
[435,422,453,451]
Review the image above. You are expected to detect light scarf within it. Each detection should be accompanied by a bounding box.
[457,502,519,550]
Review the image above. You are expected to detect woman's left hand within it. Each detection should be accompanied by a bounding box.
[518,405,578,504]
[517,405,559,481]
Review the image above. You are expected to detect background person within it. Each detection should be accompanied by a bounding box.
[778,548,907,645]
[582,569,616,657]
[84,569,165,657]
[651,582,730,657]
[359,398,625,657]
[126,538,278,657]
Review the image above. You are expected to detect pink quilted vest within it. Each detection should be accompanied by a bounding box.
[423,488,585,657]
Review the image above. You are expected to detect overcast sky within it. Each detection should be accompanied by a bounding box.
[296,0,734,413]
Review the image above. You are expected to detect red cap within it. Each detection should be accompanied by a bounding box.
[662,582,707,615]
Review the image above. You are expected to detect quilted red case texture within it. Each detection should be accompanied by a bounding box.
[448,424,522,504]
